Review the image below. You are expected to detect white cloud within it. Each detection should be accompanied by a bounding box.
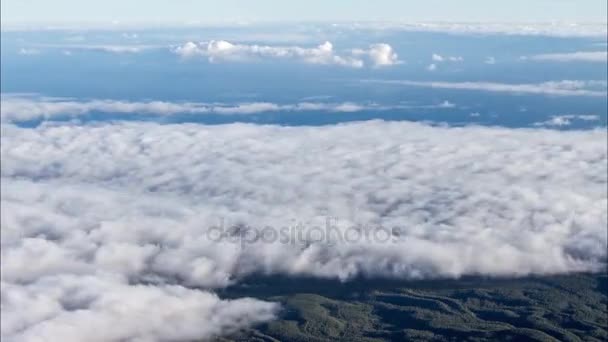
[2,276,277,342]
[175,40,401,68]
[534,114,600,127]
[2,121,606,280]
[522,51,608,63]
[365,43,401,66]
[2,119,606,340]
[485,56,496,64]
[364,80,608,97]
[339,22,608,38]
[432,53,463,62]
[432,53,444,62]
[18,48,40,55]
[26,43,162,54]
[427,63,437,71]
[438,100,455,108]
[0,95,446,123]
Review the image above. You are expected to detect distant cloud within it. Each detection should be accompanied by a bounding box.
[484,56,496,64]
[175,40,401,68]
[0,94,447,123]
[427,63,437,71]
[363,79,607,97]
[522,51,608,63]
[337,22,607,38]
[24,42,163,54]
[534,114,600,127]
[432,53,463,62]
[355,43,401,67]
[0,94,456,122]
[438,100,455,108]
[18,48,40,55]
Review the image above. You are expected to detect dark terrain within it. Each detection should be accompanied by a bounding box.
[215,273,607,341]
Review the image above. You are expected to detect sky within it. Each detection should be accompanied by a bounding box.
[2,0,608,26]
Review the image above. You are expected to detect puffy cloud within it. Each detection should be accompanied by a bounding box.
[2,120,606,340]
[427,63,437,71]
[361,43,401,67]
[1,276,278,342]
[0,94,449,123]
[175,40,400,68]
[2,120,606,279]
[522,51,608,63]
[364,79,608,97]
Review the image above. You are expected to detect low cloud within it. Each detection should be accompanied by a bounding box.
[522,51,607,63]
[174,40,401,68]
[2,277,278,342]
[2,119,606,341]
[363,80,607,97]
[2,120,606,280]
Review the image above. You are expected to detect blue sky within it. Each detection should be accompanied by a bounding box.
[2,0,607,25]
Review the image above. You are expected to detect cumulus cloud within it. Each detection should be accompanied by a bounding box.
[364,79,608,97]
[427,63,437,71]
[2,120,606,340]
[353,43,401,67]
[0,94,449,123]
[175,40,400,68]
[522,51,608,63]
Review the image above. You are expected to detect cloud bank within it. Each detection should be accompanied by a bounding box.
[174,40,400,67]
[0,94,451,123]
[364,80,608,97]
[522,51,608,63]
[2,120,606,340]
[338,22,608,38]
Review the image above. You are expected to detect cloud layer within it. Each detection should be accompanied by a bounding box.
[339,22,608,37]
[0,94,451,123]
[523,51,608,63]
[174,40,400,67]
[2,120,606,340]
[364,80,608,97]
